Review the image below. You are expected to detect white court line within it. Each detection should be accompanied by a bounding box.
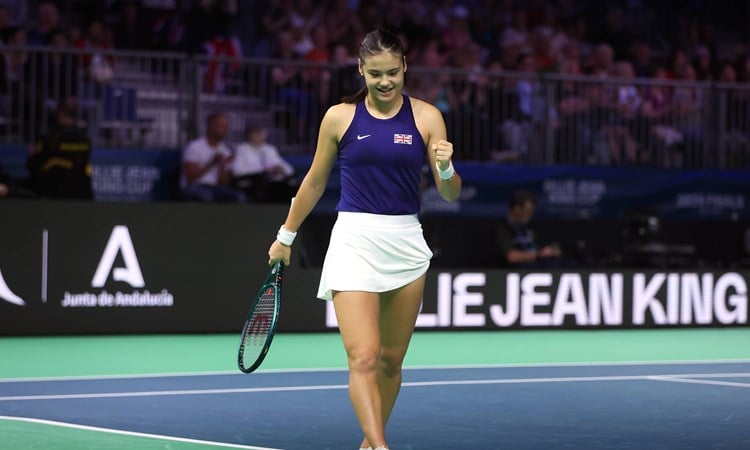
[650,376,750,389]
[0,415,282,450]
[3,373,750,402]
[0,369,344,383]
[1,358,749,383]
[0,383,348,401]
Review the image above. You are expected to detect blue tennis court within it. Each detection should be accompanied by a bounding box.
[1,355,749,449]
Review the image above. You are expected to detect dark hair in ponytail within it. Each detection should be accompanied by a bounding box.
[341,28,407,104]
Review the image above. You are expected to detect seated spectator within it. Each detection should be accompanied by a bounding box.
[112,0,151,51]
[202,30,242,93]
[602,61,641,165]
[73,19,115,84]
[231,123,296,203]
[271,30,315,142]
[27,97,93,199]
[28,28,78,122]
[0,1,26,28]
[180,112,245,202]
[640,67,683,167]
[496,190,561,268]
[27,1,59,46]
[0,25,33,138]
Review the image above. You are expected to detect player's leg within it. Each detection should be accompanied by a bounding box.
[359,274,426,450]
[333,290,388,449]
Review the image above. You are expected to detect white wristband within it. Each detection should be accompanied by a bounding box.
[436,161,455,180]
[276,225,297,246]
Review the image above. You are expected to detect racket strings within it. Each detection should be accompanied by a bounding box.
[240,289,276,365]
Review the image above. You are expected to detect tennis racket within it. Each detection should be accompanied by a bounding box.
[238,261,284,373]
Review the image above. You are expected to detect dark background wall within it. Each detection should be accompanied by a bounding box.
[1,201,748,335]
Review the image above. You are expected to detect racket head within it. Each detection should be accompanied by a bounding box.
[238,262,283,373]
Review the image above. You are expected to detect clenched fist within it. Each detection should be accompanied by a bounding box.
[432,139,453,170]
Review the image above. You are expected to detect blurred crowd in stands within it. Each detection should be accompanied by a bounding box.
[1,0,750,170]
[3,1,746,82]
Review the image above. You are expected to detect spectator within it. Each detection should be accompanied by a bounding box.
[0,0,26,27]
[439,5,474,64]
[640,67,683,167]
[0,6,10,36]
[231,123,296,203]
[320,0,362,48]
[254,0,293,57]
[27,97,93,200]
[555,57,594,164]
[74,19,115,84]
[717,62,750,168]
[302,25,332,102]
[184,0,227,55]
[27,1,59,46]
[499,7,530,52]
[180,112,245,202]
[664,48,690,79]
[536,3,569,60]
[602,60,641,165]
[595,6,632,60]
[672,64,705,161]
[202,29,242,93]
[0,26,34,139]
[501,52,559,160]
[112,0,151,50]
[271,30,315,142]
[495,190,561,267]
[150,4,187,52]
[31,28,78,117]
[531,27,558,73]
[692,45,714,81]
[0,26,29,89]
[452,42,490,159]
[329,42,361,100]
[585,42,615,76]
[628,39,654,78]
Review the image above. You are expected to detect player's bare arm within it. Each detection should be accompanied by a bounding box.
[269,104,354,265]
[412,98,462,202]
[285,104,353,230]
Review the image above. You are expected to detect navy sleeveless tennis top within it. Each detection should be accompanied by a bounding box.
[336,94,426,215]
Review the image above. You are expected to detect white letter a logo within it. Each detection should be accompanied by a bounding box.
[91,226,145,288]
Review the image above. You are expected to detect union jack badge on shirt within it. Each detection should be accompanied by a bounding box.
[393,133,413,144]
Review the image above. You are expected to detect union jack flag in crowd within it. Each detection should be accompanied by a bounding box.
[393,134,412,145]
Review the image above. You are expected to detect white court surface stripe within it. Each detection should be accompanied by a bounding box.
[1,359,749,383]
[3,373,750,402]
[649,376,750,389]
[0,415,282,450]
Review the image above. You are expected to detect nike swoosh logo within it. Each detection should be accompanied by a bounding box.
[357,134,371,140]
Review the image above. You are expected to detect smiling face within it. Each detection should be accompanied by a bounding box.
[353,28,409,106]
[360,50,406,104]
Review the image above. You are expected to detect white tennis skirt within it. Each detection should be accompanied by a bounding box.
[317,212,433,301]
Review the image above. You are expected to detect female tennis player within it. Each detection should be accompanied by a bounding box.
[267,28,461,450]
